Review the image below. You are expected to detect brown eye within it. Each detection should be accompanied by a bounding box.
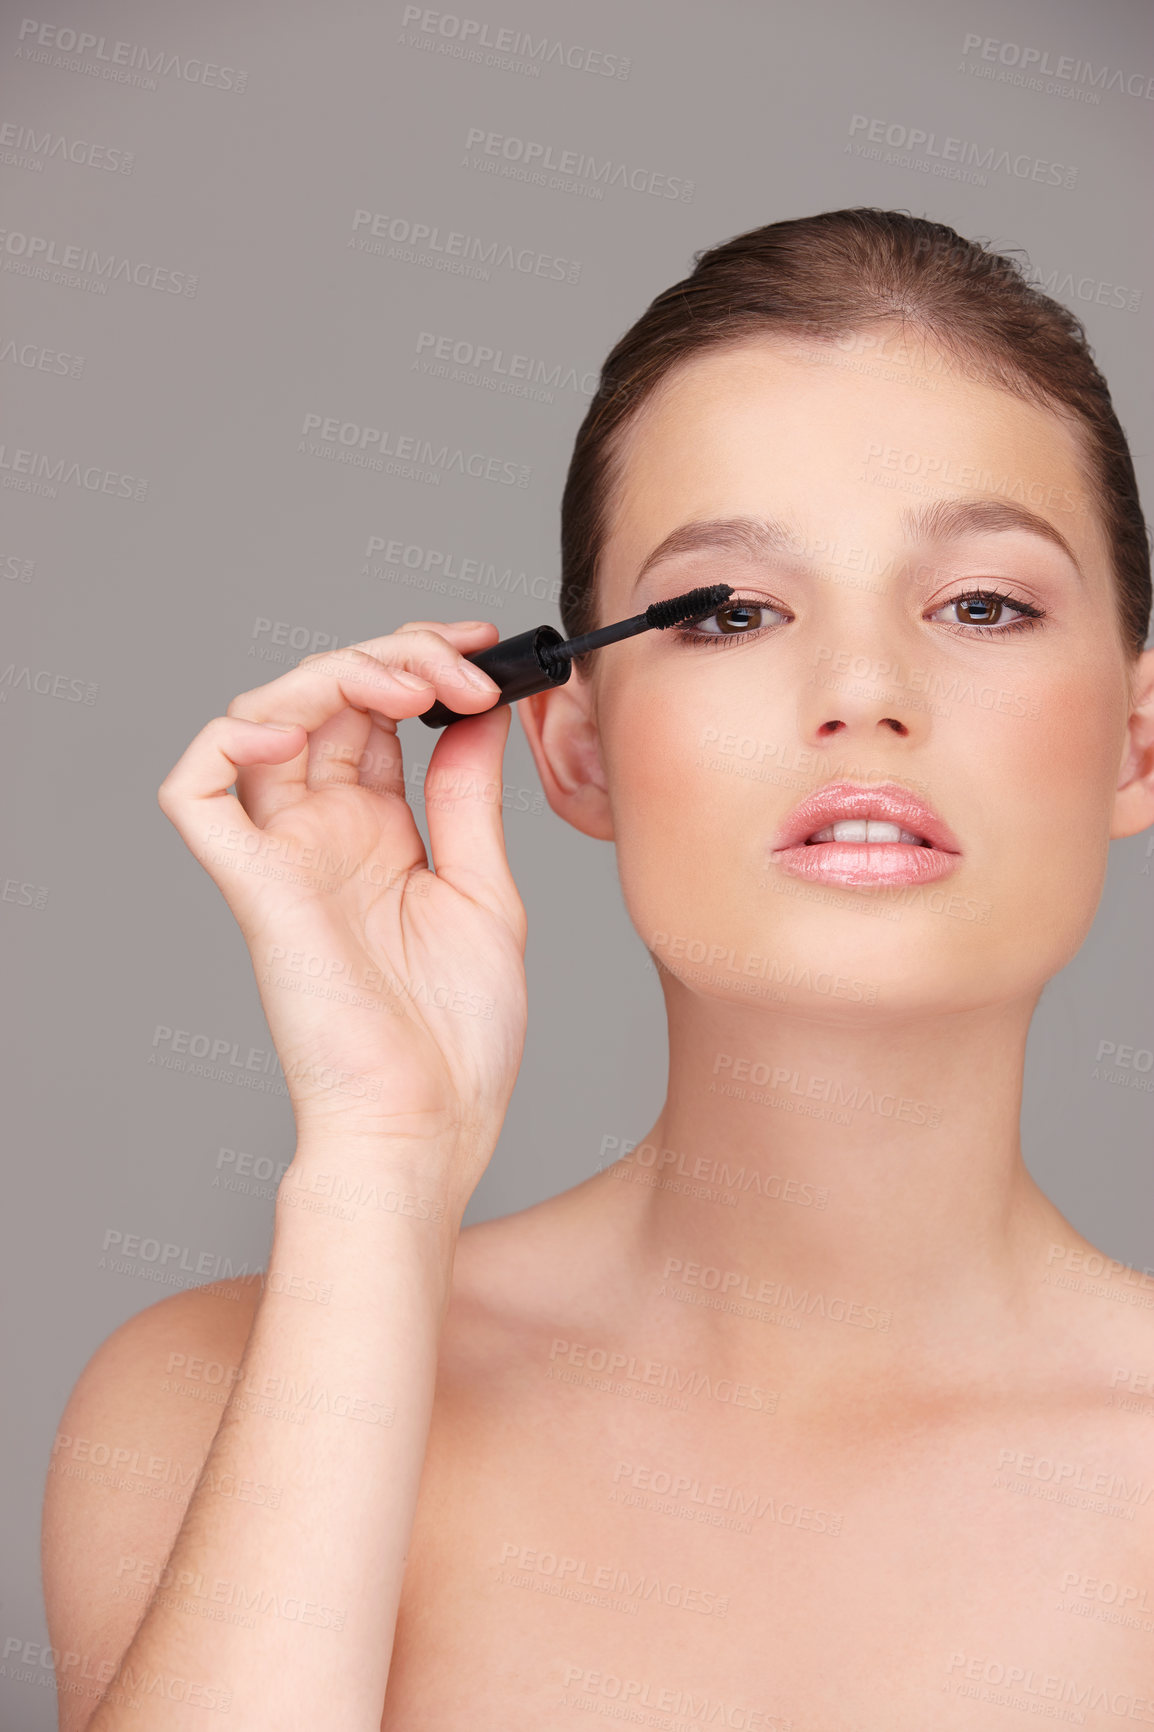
[675,595,787,647]
[954,595,1003,625]
[714,602,763,634]
[928,587,1045,637]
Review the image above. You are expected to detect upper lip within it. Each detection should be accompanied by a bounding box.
[770,780,962,853]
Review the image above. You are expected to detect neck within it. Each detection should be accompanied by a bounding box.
[598,983,1078,1396]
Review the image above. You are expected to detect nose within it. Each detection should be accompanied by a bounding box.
[818,715,908,737]
[801,648,921,743]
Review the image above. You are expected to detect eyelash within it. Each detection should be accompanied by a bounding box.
[672,588,1047,647]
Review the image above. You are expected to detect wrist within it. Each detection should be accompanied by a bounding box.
[283,1131,484,1231]
[278,1159,458,1232]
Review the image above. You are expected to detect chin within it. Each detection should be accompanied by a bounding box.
[645,888,1077,1021]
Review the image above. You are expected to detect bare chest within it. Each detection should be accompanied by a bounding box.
[381,1349,1154,1729]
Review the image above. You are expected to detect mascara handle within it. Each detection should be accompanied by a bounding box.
[418,624,571,728]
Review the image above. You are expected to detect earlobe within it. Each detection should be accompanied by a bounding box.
[518,682,615,842]
[1111,645,1154,839]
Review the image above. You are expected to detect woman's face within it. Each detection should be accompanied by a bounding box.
[531,330,1144,1018]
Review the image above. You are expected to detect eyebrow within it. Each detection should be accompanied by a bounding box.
[633,498,1083,588]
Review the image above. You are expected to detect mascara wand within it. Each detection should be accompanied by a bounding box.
[418,582,735,728]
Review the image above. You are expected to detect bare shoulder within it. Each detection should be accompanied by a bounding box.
[1039,1226,1154,1345]
[1076,1242,1154,1391]
[440,1169,622,1378]
[41,1275,263,1732]
[1030,1221,1154,1441]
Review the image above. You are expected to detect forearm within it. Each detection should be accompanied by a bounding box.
[88,1137,463,1732]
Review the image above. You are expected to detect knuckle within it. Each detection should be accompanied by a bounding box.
[313,645,367,675]
[396,626,447,654]
[398,629,455,680]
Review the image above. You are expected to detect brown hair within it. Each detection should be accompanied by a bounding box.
[559,208,1151,663]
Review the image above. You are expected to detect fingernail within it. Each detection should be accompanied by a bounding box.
[461,662,497,691]
[392,669,431,691]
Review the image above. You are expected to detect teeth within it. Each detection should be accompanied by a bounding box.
[807,820,927,845]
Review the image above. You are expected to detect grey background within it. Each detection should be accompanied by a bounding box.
[2,0,1151,1717]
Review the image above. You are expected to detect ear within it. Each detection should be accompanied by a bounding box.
[517,674,615,843]
[1111,644,1154,839]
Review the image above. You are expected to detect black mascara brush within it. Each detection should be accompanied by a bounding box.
[418,583,735,728]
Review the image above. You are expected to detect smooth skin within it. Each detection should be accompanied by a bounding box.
[43,327,1154,1730]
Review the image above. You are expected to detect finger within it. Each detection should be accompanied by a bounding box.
[393,618,500,637]
[320,622,499,804]
[302,706,429,877]
[421,702,526,936]
[356,708,408,801]
[304,703,375,793]
[228,632,502,729]
[157,716,308,885]
[228,632,501,824]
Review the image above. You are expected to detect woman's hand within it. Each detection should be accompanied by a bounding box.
[157,620,529,1205]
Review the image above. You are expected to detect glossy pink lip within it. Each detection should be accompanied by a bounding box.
[768,780,962,888]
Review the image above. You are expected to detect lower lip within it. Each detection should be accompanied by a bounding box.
[769,842,960,887]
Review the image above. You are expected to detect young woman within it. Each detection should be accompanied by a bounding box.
[43,209,1154,1730]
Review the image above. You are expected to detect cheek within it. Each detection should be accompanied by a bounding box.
[991,663,1122,944]
[974,656,1121,859]
[601,683,772,924]
[598,650,1124,992]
